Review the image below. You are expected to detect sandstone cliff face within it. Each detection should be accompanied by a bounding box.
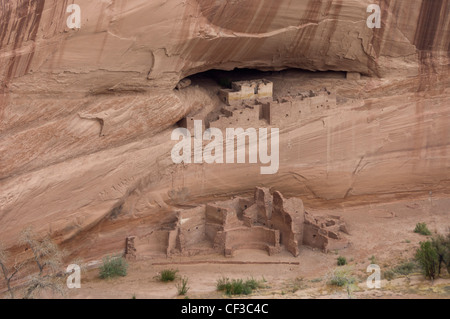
[0,0,449,257]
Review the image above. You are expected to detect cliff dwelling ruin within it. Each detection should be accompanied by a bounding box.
[218,79,273,106]
[177,68,342,134]
[125,188,350,260]
[138,69,353,260]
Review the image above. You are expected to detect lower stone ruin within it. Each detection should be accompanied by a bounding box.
[124,188,350,259]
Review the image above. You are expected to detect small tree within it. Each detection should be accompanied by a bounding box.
[431,231,450,275]
[431,235,446,275]
[446,232,450,274]
[20,227,66,299]
[415,241,439,281]
[0,244,24,299]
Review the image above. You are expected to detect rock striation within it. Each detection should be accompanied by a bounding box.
[0,1,448,260]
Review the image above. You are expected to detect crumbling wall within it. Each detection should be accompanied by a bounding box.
[167,229,178,256]
[178,116,205,135]
[204,204,229,253]
[219,79,273,106]
[237,197,254,219]
[269,90,336,126]
[176,206,208,253]
[126,188,349,259]
[302,212,349,252]
[180,87,336,139]
[136,230,172,257]
[124,236,137,260]
[205,205,224,243]
[271,191,305,257]
[218,89,241,106]
[243,187,273,227]
[210,105,262,130]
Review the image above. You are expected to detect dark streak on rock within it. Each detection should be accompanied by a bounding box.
[3,0,46,83]
[413,0,444,52]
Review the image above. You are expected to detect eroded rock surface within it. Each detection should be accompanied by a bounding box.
[0,1,449,261]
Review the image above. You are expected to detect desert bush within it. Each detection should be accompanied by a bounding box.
[415,241,439,280]
[244,278,260,290]
[445,232,450,274]
[216,276,230,291]
[431,233,450,275]
[20,227,67,298]
[159,269,178,282]
[337,256,347,266]
[384,261,418,280]
[414,223,432,236]
[383,270,395,281]
[176,277,190,296]
[291,277,308,293]
[393,261,417,276]
[216,277,263,296]
[229,279,252,295]
[328,267,356,287]
[329,275,348,287]
[99,256,128,279]
[0,244,24,299]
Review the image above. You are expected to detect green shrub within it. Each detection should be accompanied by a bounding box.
[216,277,230,291]
[328,267,355,287]
[414,223,432,236]
[330,276,347,287]
[415,241,439,280]
[431,233,450,275]
[383,261,418,280]
[160,269,178,282]
[216,277,263,296]
[99,256,128,279]
[244,278,260,290]
[291,277,307,293]
[337,256,347,266]
[176,277,190,296]
[393,261,417,276]
[369,255,377,264]
[230,279,252,295]
[383,270,395,281]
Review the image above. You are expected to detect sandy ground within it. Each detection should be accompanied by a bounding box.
[67,195,450,299]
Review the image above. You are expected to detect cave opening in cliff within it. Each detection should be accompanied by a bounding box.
[175,67,346,131]
[177,68,347,98]
[183,68,346,88]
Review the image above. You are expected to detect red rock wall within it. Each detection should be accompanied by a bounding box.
[0,0,448,259]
